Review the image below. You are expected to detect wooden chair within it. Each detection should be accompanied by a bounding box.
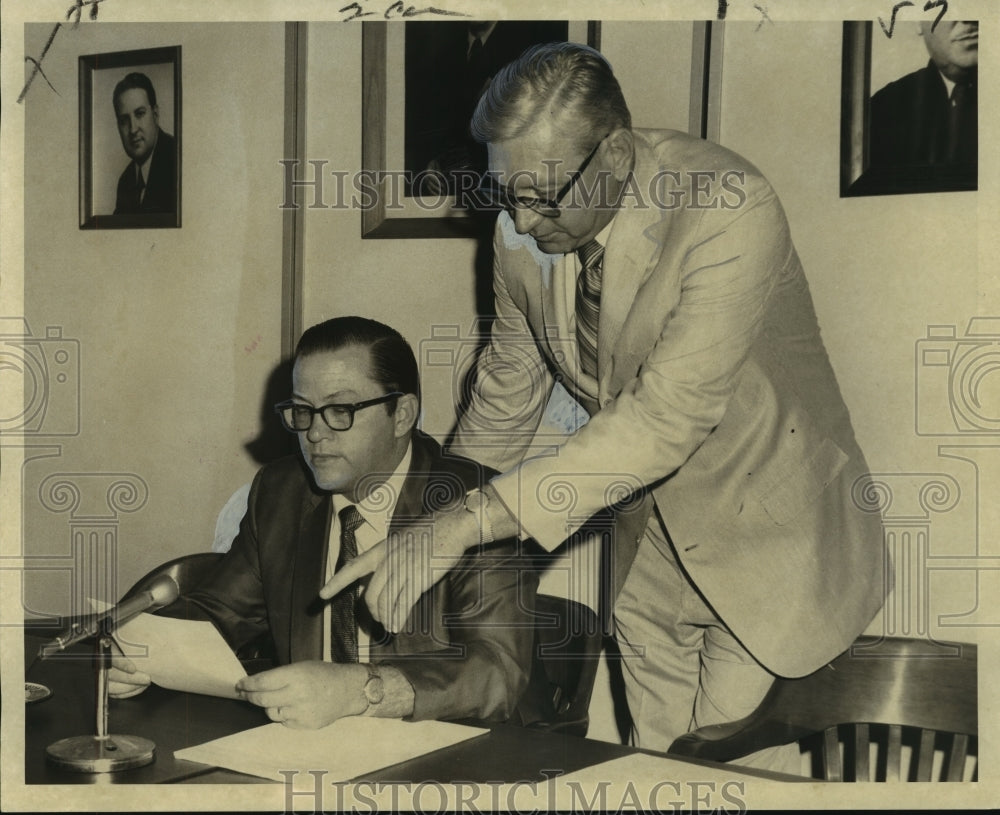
[668,636,977,781]
[515,594,604,737]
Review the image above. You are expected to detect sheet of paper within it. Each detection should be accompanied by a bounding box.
[555,753,755,786]
[113,612,247,700]
[175,717,488,782]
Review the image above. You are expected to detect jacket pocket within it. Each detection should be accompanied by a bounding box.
[759,437,848,525]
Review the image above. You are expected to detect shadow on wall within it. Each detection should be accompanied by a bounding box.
[244,357,298,465]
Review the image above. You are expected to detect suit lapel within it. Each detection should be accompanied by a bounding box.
[600,137,671,396]
[289,489,330,663]
[375,433,436,658]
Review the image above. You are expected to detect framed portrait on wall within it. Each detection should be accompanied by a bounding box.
[362,21,600,239]
[841,20,977,197]
[79,46,182,229]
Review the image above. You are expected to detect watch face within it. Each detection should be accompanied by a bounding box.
[364,676,385,705]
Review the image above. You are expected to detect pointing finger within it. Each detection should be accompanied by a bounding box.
[318,543,383,600]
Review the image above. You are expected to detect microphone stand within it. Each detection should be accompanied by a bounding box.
[45,631,156,772]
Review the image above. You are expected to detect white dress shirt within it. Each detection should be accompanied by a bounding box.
[322,443,412,663]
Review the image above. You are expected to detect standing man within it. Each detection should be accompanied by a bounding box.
[111,317,535,729]
[326,43,885,769]
[112,72,177,215]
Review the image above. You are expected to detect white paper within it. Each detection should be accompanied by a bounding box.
[555,753,762,786]
[113,612,247,700]
[175,717,488,782]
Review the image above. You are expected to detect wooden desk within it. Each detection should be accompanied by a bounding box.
[23,629,805,786]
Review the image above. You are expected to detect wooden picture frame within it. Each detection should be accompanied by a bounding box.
[841,21,977,197]
[79,46,182,229]
[361,21,601,239]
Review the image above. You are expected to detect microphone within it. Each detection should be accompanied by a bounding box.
[38,575,180,659]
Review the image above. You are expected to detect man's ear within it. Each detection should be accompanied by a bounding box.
[394,393,419,438]
[604,127,635,182]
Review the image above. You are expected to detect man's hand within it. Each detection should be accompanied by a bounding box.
[235,661,368,729]
[108,652,151,699]
[318,503,482,633]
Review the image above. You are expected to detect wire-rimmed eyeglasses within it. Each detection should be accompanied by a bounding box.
[274,392,404,432]
[476,134,610,218]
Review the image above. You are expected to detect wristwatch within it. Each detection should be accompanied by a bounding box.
[362,662,384,710]
[463,488,495,545]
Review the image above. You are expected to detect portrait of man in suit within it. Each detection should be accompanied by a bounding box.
[868,19,978,190]
[112,71,178,215]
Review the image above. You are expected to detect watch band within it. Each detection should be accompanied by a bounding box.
[465,488,495,545]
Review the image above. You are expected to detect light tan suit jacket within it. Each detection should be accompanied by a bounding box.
[450,129,885,678]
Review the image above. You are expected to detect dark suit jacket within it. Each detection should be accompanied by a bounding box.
[114,129,177,215]
[168,430,536,723]
[869,60,977,171]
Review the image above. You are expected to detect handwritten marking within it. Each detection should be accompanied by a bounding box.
[923,0,948,32]
[338,0,469,21]
[878,1,915,37]
[19,0,108,103]
[245,334,264,354]
[66,0,106,26]
[878,0,949,38]
[754,4,772,29]
[717,0,729,19]
[19,24,62,103]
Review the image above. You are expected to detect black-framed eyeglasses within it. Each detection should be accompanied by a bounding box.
[274,392,404,432]
[476,134,610,218]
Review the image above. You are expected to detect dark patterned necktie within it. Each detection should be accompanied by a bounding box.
[947,80,976,165]
[329,505,364,663]
[576,239,605,379]
[129,165,146,211]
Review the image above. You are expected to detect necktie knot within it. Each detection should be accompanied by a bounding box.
[577,239,604,271]
[338,505,364,539]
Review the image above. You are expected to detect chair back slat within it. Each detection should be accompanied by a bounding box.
[886,724,903,782]
[915,728,936,781]
[945,733,969,782]
[822,726,842,781]
[854,723,870,781]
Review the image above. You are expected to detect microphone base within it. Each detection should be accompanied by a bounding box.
[46,734,155,773]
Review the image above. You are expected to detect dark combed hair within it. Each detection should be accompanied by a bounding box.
[295,316,420,413]
[470,41,631,152]
[113,72,158,113]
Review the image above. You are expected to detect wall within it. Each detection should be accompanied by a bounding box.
[19,23,287,616]
[718,21,996,646]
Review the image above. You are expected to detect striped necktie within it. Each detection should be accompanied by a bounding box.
[576,239,605,379]
[330,505,364,663]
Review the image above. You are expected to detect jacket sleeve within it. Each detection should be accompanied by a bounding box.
[379,539,537,723]
[157,468,271,655]
[450,218,555,472]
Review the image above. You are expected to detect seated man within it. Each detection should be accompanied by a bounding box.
[110,316,536,728]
